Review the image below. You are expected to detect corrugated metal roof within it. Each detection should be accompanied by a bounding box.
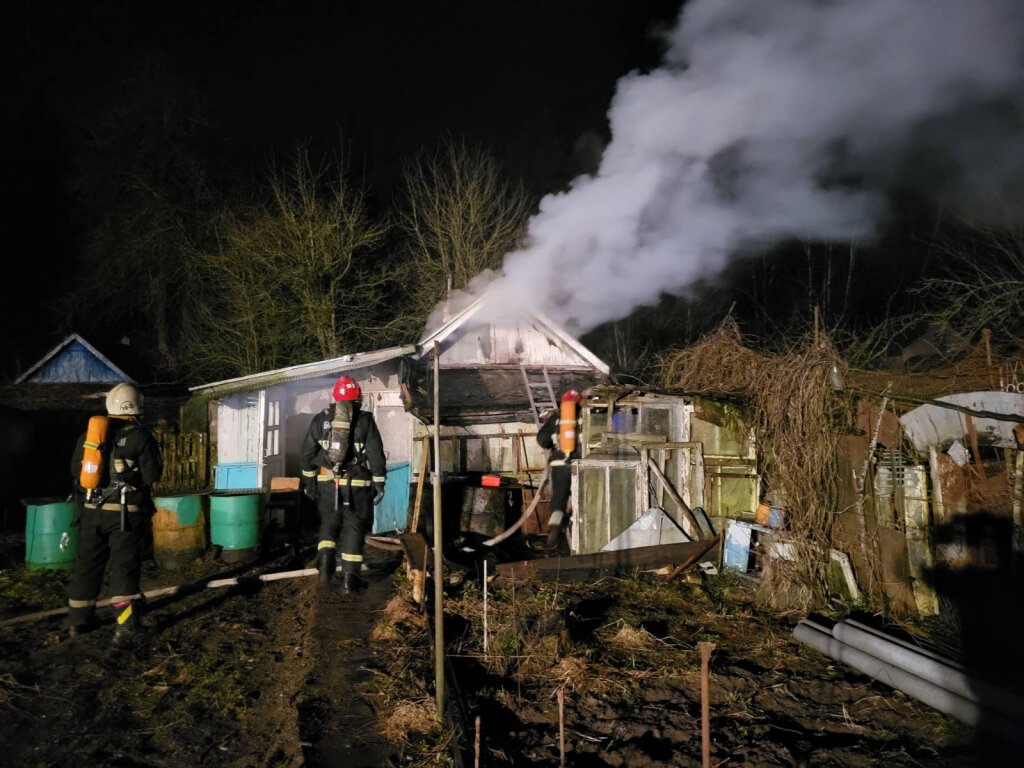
[188,345,417,400]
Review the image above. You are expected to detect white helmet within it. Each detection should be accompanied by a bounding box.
[106,383,142,416]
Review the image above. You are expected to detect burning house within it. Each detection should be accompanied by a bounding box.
[189,299,609,535]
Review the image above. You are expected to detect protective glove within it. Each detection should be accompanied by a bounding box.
[372,482,385,506]
[302,477,318,501]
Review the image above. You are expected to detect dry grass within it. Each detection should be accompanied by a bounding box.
[379,698,441,743]
[551,655,590,692]
[658,318,864,609]
[370,594,426,643]
[610,624,656,651]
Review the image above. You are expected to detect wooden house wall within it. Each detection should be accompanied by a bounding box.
[439,320,597,367]
[27,341,130,383]
[217,392,262,464]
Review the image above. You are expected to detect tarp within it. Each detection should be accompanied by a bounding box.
[601,507,691,551]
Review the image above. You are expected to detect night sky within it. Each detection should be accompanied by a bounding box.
[1,1,683,376]
[5,1,1023,381]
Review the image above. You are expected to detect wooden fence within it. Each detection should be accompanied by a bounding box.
[153,428,209,494]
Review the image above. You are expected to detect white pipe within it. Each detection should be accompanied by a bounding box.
[841,619,968,670]
[794,620,1021,740]
[833,620,1024,723]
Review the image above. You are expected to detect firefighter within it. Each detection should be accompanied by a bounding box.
[537,389,582,550]
[67,383,163,645]
[300,375,386,592]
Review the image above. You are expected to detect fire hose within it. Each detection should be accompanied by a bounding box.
[0,558,383,630]
[480,463,551,548]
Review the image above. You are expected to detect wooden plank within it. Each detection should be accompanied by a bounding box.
[647,457,702,538]
[495,535,720,581]
[400,532,431,572]
[410,436,430,534]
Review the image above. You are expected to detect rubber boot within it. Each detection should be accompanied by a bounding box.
[545,510,566,550]
[342,571,366,594]
[111,600,144,648]
[68,614,97,639]
[317,548,336,587]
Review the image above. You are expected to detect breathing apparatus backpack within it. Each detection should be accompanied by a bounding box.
[79,415,110,500]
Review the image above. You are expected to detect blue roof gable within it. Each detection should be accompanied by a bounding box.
[16,334,134,384]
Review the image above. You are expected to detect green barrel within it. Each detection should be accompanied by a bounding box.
[209,494,264,558]
[153,494,207,570]
[24,499,79,571]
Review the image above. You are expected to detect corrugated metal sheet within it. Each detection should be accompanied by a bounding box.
[188,345,417,400]
[899,391,1024,451]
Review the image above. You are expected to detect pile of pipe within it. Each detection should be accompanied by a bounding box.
[794,618,1024,741]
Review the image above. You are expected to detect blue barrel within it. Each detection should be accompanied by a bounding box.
[24,499,79,571]
[209,494,264,561]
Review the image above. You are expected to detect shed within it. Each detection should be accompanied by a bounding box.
[568,386,758,555]
[190,303,610,534]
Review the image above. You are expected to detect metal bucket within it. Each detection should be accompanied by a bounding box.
[152,494,207,570]
[209,493,264,562]
[23,498,78,571]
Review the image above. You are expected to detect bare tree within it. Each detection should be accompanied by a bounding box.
[917,218,1024,355]
[396,139,533,329]
[182,146,390,378]
[62,51,221,375]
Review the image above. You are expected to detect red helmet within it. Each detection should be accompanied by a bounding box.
[332,375,361,402]
[561,389,582,404]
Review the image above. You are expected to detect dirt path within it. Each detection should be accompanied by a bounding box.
[0,527,405,768]
[297,550,403,767]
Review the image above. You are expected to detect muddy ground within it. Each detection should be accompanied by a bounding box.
[0,520,1015,768]
[369,553,1011,768]
[0,520,403,768]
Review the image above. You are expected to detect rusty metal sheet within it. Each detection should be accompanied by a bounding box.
[857,401,901,448]
[899,391,1024,452]
[936,452,967,506]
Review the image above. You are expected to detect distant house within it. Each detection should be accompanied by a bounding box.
[189,301,610,534]
[0,333,192,513]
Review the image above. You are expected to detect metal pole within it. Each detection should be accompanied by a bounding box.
[433,340,445,720]
[698,641,715,768]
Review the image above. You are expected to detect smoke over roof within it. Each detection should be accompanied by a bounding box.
[473,0,1024,333]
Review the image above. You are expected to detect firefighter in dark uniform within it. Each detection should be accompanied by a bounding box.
[67,383,163,644]
[537,389,582,550]
[300,375,386,593]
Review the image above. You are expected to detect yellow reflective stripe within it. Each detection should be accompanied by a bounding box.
[318,540,336,550]
[68,599,95,609]
[549,459,566,467]
[318,439,329,449]
[116,605,133,625]
[301,469,317,478]
[316,475,334,482]
[341,553,363,562]
[84,441,100,450]
[372,476,386,483]
[347,479,372,487]
[354,442,364,451]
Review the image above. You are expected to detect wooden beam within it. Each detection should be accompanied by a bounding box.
[647,457,703,538]
[410,436,430,534]
[495,535,719,582]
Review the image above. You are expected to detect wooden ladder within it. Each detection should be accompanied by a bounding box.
[520,364,556,426]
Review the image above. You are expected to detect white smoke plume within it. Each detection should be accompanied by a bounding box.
[472,0,1024,333]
